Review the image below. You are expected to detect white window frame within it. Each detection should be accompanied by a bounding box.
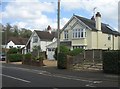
[72,28,86,38]
[64,30,68,39]
[33,36,38,43]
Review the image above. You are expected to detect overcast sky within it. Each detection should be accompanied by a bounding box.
[0,0,119,31]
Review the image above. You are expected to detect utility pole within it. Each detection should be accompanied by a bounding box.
[57,0,60,54]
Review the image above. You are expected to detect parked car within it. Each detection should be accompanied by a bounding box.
[0,52,6,61]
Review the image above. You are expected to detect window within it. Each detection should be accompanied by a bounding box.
[17,46,21,49]
[73,46,84,49]
[72,28,86,38]
[64,30,68,39]
[33,36,38,43]
[9,46,13,48]
[108,35,111,40]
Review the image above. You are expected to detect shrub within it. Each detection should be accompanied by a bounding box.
[54,45,70,60]
[103,50,120,74]
[7,54,23,62]
[7,48,18,54]
[24,53,32,60]
[57,52,67,69]
[70,48,84,56]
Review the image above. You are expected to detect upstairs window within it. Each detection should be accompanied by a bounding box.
[73,28,86,38]
[33,36,38,43]
[9,46,13,48]
[108,35,111,40]
[64,30,68,39]
[17,46,21,49]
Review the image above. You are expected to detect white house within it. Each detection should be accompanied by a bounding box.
[60,12,120,50]
[25,28,57,60]
[46,12,120,60]
[2,37,28,53]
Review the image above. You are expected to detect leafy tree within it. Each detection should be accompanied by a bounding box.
[13,25,19,37]
[20,28,32,38]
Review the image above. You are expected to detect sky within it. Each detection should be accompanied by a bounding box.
[0,0,119,31]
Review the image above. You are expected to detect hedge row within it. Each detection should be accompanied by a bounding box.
[102,50,120,74]
[57,52,67,69]
[7,54,23,62]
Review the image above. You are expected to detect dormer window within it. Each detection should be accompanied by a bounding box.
[64,30,68,39]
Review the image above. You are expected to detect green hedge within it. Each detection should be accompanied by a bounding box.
[7,54,23,62]
[103,50,120,74]
[69,48,84,56]
[57,52,67,69]
[54,45,70,60]
[24,53,32,60]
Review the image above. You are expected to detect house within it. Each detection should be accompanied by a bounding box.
[60,12,120,50]
[24,26,57,58]
[2,37,28,53]
[46,12,120,60]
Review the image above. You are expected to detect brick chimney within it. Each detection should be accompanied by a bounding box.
[95,12,101,31]
[47,25,52,34]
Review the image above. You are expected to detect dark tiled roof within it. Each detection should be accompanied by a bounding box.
[74,15,120,36]
[60,41,72,47]
[2,36,28,45]
[34,30,57,41]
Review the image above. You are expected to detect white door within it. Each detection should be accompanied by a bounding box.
[47,48,55,60]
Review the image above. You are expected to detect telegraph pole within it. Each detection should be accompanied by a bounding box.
[57,0,60,54]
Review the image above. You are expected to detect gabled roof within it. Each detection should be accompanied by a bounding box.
[2,36,28,45]
[34,30,57,41]
[74,15,120,36]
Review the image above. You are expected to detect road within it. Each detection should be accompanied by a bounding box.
[1,63,119,88]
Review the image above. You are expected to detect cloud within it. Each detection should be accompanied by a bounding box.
[61,0,119,30]
[2,1,55,19]
[2,0,119,31]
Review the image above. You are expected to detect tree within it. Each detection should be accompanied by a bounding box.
[20,28,32,38]
[13,25,19,37]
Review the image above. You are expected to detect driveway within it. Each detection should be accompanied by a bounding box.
[43,59,57,67]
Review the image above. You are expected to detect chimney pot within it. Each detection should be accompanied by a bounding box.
[96,12,101,17]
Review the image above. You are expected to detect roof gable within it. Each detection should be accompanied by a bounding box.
[74,15,120,36]
[9,37,28,45]
[34,30,57,41]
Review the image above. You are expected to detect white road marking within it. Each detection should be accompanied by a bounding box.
[0,73,31,83]
[2,66,47,74]
[85,84,96,87]
[39,72,98,83]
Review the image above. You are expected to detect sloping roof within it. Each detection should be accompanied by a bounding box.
[60,41,72,47]
[34,30,57,41]
[2,36,28,45]
[74,15,120,36]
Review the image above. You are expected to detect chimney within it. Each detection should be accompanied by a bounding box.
[95,12,101,31]
[91,16,95,21]
[47,25,52,34]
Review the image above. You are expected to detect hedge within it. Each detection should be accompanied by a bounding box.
[24,53,32,60]
[57,52,67,69]
[102,50,120,74]
[69,48,84,56]
[54,45,70,60]
[7,54,23,62]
